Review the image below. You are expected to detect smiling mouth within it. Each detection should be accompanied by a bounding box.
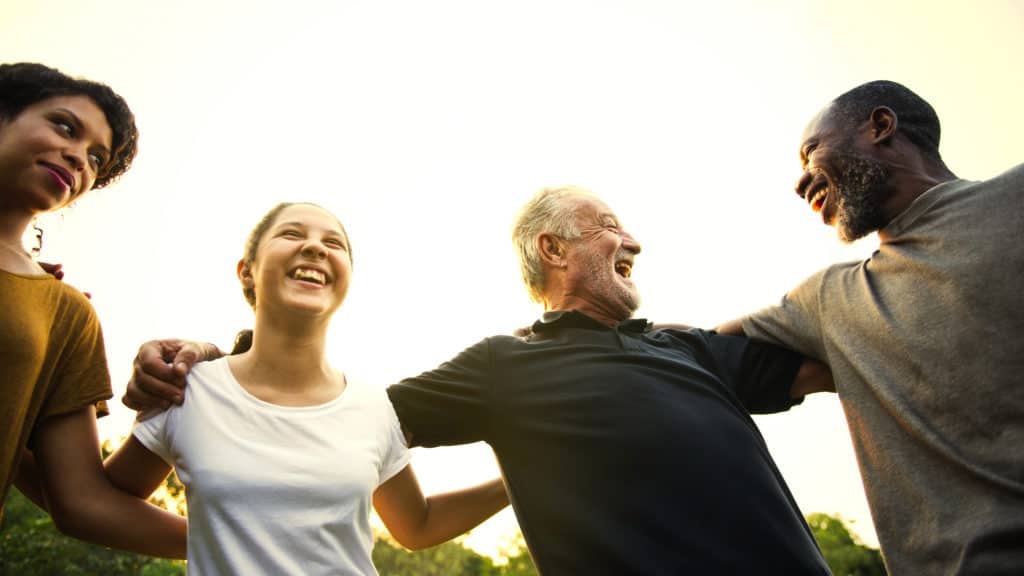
[41,163,74,191]
[808,186,828,213]
[291,267,328,285]
[615,261,632,279]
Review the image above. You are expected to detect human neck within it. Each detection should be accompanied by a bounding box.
[0,208,33,247]
[879,152,957,226]
[543,296,623,327]
[229,313,343,406]
[0,210,42,274]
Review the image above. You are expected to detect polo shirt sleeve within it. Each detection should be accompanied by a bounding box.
[386,338,494,448]
[704,331,804,414]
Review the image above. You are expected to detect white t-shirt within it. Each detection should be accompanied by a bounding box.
[133,357,411,575]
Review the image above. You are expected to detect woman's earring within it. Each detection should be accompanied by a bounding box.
[30,220,43,257]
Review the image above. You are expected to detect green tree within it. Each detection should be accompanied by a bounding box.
[373,536,499,576]
[492,534,537,576]
[372,532,537,576]
[807,512,887,576]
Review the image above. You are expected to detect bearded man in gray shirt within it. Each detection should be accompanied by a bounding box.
[719,80,1024,574]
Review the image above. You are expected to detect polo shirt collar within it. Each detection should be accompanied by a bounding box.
[532,310,650,334]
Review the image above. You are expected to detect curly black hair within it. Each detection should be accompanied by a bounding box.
[0,62,138,189]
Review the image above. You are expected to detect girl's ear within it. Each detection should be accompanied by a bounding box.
[237,259,254,288]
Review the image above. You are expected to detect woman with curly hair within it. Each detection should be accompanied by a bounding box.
[0,62,186,558]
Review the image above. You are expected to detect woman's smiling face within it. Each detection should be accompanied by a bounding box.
[0,94,113,214]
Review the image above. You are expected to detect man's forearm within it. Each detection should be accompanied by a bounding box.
[714,319,745,335]
[790,359,835,398]
[414,478,509,549]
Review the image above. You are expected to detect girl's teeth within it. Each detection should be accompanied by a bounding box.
[294,269,325,283]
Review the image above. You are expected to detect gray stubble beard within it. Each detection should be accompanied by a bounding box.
[580,249,641,318]
[833,153,890,243]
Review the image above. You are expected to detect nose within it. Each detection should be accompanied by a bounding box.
[621,229,642,255]
[795,170,813,199]
[62,143,87,172]
[301,239,328,259]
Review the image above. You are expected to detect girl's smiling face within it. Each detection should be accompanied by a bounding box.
[241,203,353,318]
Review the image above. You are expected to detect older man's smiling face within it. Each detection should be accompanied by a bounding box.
[563,195,643,322]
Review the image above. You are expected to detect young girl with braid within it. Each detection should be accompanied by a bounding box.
[105,202,508,575]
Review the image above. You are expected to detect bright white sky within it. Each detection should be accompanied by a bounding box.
[5,0,1023,558]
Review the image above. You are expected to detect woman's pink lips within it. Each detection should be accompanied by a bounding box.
[41,163,73,191]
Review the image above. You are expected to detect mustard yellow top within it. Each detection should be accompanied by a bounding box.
[0,269,111,519]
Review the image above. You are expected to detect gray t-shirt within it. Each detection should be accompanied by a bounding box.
[742,164,1024,575]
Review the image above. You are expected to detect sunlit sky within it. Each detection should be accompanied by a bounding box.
[5,0,1023,558]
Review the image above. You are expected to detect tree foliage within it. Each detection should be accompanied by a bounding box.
[372,533,537,576]
[4,505,887,576]
[807,512,887,576]
[0,489,185,576]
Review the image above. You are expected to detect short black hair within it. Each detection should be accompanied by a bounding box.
[830,80,942,161]
[0,62,138,189]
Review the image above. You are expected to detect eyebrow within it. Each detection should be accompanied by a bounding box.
[799,139,817,165]
[56,107,113,157]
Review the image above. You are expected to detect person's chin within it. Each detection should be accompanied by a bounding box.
[282,296,334,316]
[621,292,641,316]
[836,222,872,243]
[834,212,865,242]
[21,188,64,213]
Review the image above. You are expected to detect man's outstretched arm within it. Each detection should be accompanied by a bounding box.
[653,320,835,398]
[716,318,834,397]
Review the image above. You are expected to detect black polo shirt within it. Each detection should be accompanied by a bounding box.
[387,311,830,575]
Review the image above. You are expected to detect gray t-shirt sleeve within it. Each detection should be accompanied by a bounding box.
[740,267,828,362]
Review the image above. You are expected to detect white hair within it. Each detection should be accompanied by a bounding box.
[511,185,595,303]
